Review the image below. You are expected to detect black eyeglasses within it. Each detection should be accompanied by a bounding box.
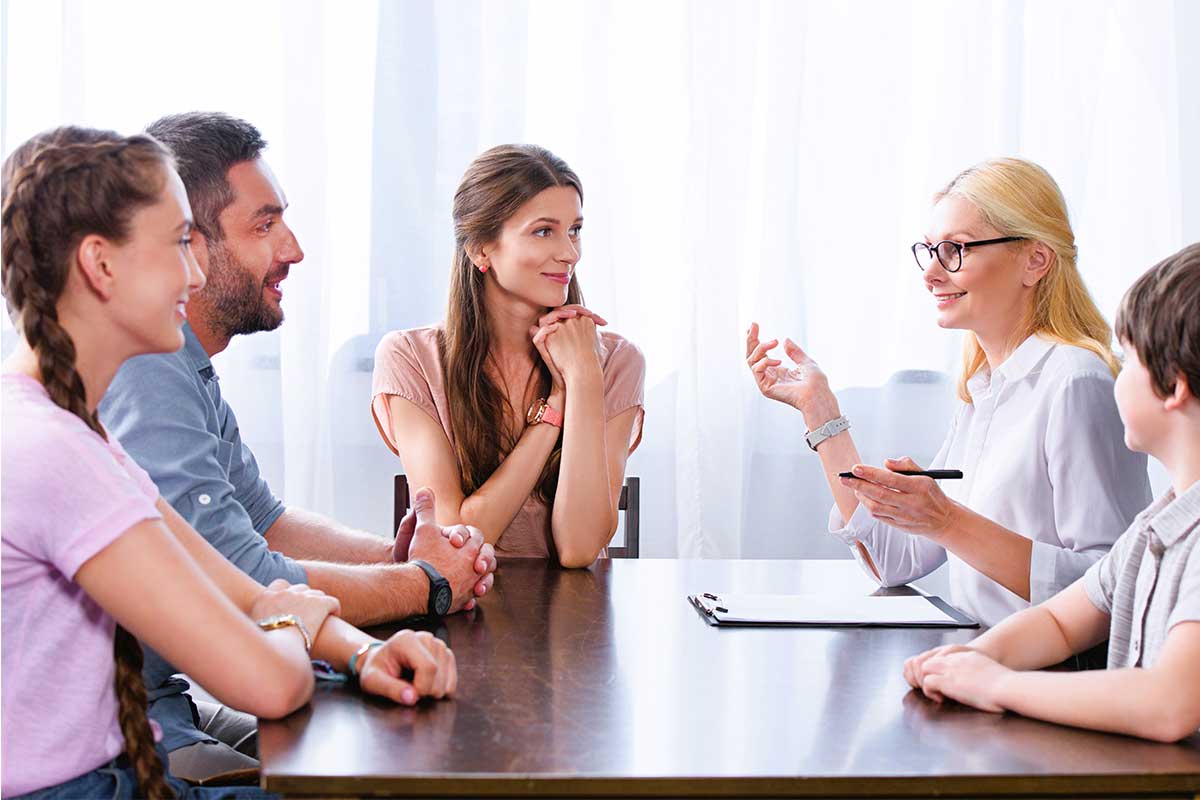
[911,236,1025,273]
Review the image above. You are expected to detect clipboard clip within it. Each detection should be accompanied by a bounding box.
[690,593,728,616]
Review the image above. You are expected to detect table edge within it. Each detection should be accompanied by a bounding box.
[262,771,1200,797]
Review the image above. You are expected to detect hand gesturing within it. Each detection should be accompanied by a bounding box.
[745,322,832,415]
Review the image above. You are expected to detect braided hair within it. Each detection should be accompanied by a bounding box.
[1,126,176,799]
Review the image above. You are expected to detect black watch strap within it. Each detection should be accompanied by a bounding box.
[410,559,452,616]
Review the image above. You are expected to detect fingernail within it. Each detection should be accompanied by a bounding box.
[402,688,417,704]
[852,465,864,476]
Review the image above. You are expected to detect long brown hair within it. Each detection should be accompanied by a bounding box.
[443,144,583,504]
[2,126,175,799]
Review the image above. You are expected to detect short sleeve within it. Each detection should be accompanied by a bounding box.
[372,330,442,455]
[1082,525,1137,615]
[7,430,162,581]
[1167,544,1200,631]
[601,334,646,454]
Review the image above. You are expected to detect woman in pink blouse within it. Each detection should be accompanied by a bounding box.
[372,145,644,567]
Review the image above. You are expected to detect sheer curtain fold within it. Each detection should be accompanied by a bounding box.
[2,0,1194,557]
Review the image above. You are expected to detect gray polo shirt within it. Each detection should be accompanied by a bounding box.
[1083,480,1200,680]
[99,324,306,753]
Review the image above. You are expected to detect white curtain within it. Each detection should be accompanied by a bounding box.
[3,0,1194,558]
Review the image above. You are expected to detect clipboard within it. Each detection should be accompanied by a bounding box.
[688,591,977,628]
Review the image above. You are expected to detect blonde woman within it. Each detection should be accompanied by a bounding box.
[746,158,1151,627]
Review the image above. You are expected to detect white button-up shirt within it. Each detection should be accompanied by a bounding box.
[829,334,1152,627]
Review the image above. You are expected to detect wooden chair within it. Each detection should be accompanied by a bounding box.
[393,474,640,558]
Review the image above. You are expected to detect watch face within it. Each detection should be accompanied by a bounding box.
[434,584,453,616]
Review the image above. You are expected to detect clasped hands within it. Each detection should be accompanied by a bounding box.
[393,487,496,612]
[745,322,962,540]
[902,644,1013,714]
[528,304,606,392]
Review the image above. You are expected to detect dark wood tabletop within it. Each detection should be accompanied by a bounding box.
[258,558,1200,798]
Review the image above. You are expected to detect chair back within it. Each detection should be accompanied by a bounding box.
[393,474,640,558]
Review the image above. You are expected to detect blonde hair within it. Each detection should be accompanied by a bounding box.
[935,157,1118,403]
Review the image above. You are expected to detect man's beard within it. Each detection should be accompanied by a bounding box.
[201,241,285,339]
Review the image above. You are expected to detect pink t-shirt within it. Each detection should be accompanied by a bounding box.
[1,374,163,796]
[371,326,645,559]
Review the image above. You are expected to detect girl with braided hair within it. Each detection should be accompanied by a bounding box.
[2,127,459,799]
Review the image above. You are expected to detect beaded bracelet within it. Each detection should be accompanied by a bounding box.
[349,641,384,679]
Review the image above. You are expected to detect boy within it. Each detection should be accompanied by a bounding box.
[902,243,1200,742]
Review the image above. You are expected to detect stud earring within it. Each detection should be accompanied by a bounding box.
[479,263,489,273]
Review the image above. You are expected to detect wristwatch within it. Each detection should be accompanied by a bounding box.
[256,613,313,651]
[410,559,453,616]
[804,415,851,452]
[526,397,563,427]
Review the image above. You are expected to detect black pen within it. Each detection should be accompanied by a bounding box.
[838,469,964,480]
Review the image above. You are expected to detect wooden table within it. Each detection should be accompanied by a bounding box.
[259,559,1200,798]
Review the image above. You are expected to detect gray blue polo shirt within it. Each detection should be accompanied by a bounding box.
[99,324,307,753]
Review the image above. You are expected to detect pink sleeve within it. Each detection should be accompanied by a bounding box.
[16,434,162,580]
[371,330,441,455]
[601,335,646,455]
[106,434,161,502]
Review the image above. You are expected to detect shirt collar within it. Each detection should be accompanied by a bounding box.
[181,323,217,383]
[966,333,1056,396]
[1149,480,1200,548]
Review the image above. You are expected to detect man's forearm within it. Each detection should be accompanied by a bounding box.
[265,508,393,563]
[302,560,429,626]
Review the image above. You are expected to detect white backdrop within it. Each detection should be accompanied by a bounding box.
[2,0,1194,558]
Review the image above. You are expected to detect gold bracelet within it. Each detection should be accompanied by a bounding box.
[256,613,313,651]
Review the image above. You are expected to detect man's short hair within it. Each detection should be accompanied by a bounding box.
[1116,242,1200,399]
[146,112,266,241]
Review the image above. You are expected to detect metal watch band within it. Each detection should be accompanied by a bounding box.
[256,613,313,651]
[804,415,851,452]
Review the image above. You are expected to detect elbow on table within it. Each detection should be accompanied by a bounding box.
[558,545,603,569]
[555,514,618,569]
[244,666,315,720]
[1140,705,1200,743]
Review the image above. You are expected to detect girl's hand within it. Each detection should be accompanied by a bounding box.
[358,629,458,706]
[919,650,1011,713]
[745,323,838,423]
[903,643,975,699]
[838,457,961,539]
[251,579,342,649]
[543,314,603,384]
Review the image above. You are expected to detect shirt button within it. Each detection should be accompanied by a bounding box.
[198,494,212,506]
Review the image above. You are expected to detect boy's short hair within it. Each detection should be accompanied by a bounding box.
[1116,242,1200,398]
